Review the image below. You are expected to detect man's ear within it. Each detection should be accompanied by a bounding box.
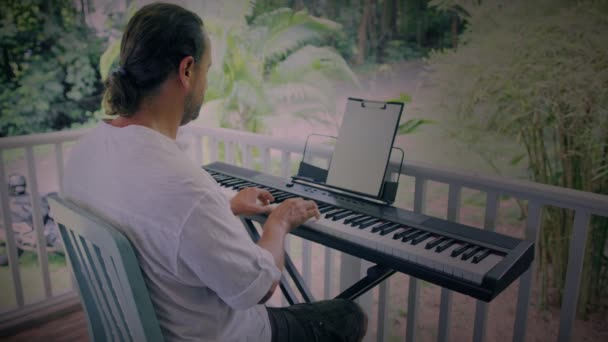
[178,56,195,89]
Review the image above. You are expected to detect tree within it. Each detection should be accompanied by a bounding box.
[0,0,104,137]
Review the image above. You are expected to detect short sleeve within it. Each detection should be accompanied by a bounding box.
[176,191,281,310]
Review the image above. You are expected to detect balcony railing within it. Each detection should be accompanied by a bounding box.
[1,125,607,342]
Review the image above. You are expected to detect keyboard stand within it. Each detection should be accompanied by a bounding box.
[240,217,395,304]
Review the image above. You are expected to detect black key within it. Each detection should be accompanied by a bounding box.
[402,230,423,243]
[358,218,380,229]
[332,211,354,221]
[326,209,348,219]
[317,203,331,210]
[234,182,255,190]
[222,179,243,186]
[435,239,456,253]
[320,206,337,214]
[214,175,231,181]
[379,224,401,236]
[349,215,372,226]
[393,227,415,240]
[371,222,394,233]
[425,237,447,250]
[344,214,366,225]
[411,232,432,245]
[275,194,294,202]
[451,244,470,258]
[461,246,482,261]
[472,249,491,264]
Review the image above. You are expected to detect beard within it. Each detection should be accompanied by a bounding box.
[181,92,203,126]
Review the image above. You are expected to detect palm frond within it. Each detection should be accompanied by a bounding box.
[273,46,360,86]
[250,8,341,59]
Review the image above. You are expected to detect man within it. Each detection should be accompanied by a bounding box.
[63,3,366,341]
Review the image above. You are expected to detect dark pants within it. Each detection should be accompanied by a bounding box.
[266,299,367,342]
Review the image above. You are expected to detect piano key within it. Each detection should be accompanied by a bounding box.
[392,227,415,240]
[320,206,338,214]
[473,249,491,264]
[358,218,381,229]
[436,239,456,253]
[222,179,244,186]
[411,232,433,245]
[371,222,394,233]
[344,214,366,225]
[402,230,423,242]
[426,236,447,250]
[451,244,471,258]
[378,224,401,236]
[325,209,349,219]
[349,215,373,226]
[462,246,483,261]
[317,203,332,210]
[331,210,354,221]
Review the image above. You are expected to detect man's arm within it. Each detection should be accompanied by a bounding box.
[255,198,320,303]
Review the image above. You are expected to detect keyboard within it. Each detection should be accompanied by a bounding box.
[204,162,534,302]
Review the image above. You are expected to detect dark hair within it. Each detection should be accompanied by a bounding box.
[103,3,205,117]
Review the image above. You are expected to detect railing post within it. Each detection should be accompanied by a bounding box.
[225,141,235,164]
[557,209,591,342]
[513,201,543,342]
[377,279,391,342]
[25,146,53,298]
[54,143,64,193]
[262,148,271,173]
[437,184,461,342]
[194,136,203,165]
[242,144,252,169]
[406,177,427,342]
[0,149,25,307]
[209,137,218,162]
[473,192,500,342]
[324,247,333,299]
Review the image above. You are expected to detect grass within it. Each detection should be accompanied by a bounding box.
[0,250,72,313]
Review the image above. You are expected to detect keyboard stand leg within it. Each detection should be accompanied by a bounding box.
[240,217,315,305]
[335,264,395,301]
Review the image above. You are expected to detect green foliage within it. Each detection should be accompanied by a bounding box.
[420,0,608,315]
[201,3,359,132]
[0,0,105,137]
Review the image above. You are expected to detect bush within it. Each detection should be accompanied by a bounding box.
[0,0,104,137]
[420,0,608,315]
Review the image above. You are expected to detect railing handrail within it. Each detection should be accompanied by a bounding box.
[182,125,608,217]
[0,128,92,149]
[2,124,608,217]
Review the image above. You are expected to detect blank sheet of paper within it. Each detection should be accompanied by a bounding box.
[326,99,403,197]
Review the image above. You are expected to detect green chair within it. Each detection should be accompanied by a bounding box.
[48,194,164,342]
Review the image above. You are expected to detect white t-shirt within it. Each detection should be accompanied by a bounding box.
[63,122,280,341]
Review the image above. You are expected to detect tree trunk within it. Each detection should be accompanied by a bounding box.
[80,0,86,25]
[451,12,458,48]
[293,0,305,11]
[356,0,372,65]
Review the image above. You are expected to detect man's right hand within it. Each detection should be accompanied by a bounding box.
[265,198,320,234]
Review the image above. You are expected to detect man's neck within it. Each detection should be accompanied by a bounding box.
[108,85,184,140]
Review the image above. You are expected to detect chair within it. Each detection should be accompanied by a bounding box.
[48,194,164,342]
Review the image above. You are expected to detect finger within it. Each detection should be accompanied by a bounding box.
[258,190,274,203]
[256,204,274,214]
[303,200,318,210]
[307,207,320,220]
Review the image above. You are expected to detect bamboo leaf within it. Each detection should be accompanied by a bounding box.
[397,119,435,135]
[509,153,527,166]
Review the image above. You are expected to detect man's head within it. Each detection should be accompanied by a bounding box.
[103,3,211,125]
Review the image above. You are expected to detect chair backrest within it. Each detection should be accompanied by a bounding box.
[48,194,164,342]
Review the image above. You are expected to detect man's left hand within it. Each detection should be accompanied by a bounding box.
[230,187,275,216]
